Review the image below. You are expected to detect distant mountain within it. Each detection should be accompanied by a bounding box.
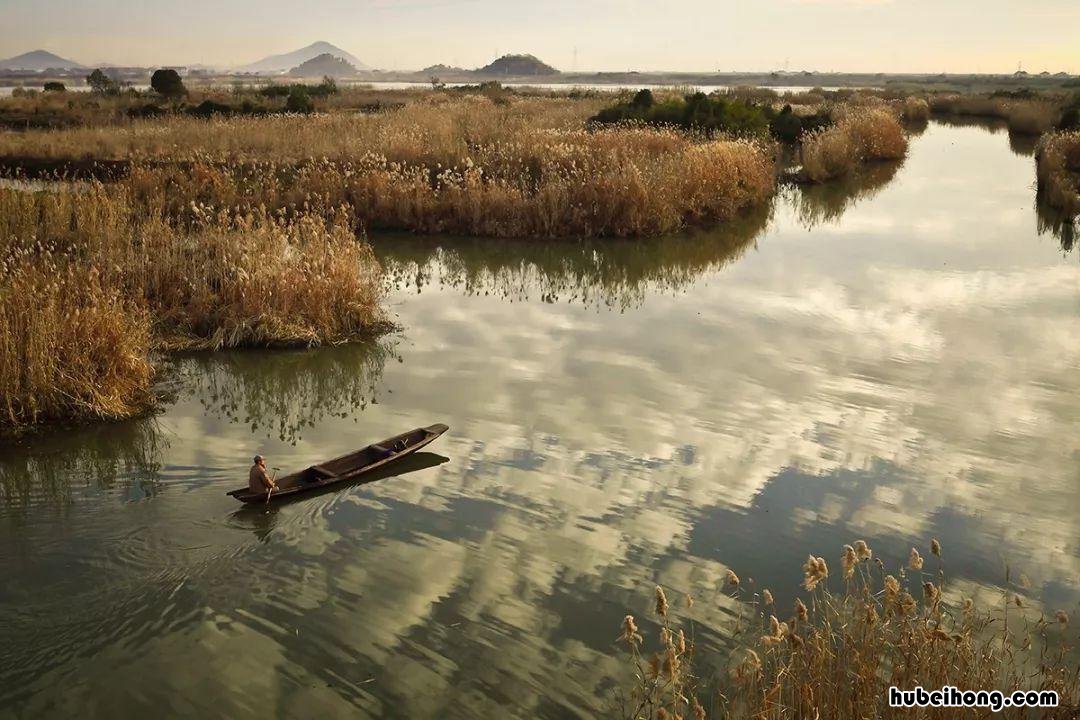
[475,54,558,76]
[289,53,357,78]
[239,42,367,74]
[0,50,84,71]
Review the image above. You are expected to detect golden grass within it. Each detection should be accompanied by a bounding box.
[0,96,776,239]
[0,95,602,162]
[800,109,908,183]
[901,97,931,123]
[0,185,385,431]
[0,263,154,428]
[133,135,773,238]
[1036,131,1080,217]
[620,539,1079,719]
[929,95,1063,135]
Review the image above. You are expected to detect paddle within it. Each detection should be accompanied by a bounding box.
[265,467,280,505]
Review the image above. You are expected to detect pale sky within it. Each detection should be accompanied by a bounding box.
[1,0,1078,73]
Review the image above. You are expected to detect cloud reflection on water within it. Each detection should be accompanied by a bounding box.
[1,120,1078,719]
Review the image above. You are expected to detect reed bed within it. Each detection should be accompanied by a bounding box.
[901,97,931,123]
[0,263,154,428]
[118,132,775,238]
[1036,131,1080,217]
[929,95,1064,135]
[0,185,385,431]
[620,539,1078,719]
[0,96,775,238]
[800,109,908,183]
[0,96,602,163]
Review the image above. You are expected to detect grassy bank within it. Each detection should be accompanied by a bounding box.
[619,540,1078,719]
[1035,131,1080,217]
[0,185,384,432]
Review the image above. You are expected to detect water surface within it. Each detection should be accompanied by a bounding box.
[1,121,1077,718]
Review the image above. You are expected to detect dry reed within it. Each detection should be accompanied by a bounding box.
[901,97,931,123]
[0,184,385,431]
[0,97,776,238]
[0,263,153,427]
[929,95,1064,135]
[800,109,908,183]
[1035,131,1080,217]
[620,539,1079,719]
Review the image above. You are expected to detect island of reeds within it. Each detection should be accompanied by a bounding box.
[2,80,1078,432]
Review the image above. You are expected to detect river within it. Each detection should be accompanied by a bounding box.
[0,119,1077,718]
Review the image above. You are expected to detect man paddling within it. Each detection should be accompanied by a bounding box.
[249,455,277,495]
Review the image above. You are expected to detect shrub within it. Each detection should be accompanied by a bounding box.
[1058,93,1080,131]
[86,68,116,94]
[631,89,654,109]
[128,103,167,119]
[151,68,186,99]
[189,99,232,117]
[285,87,315,113]
[769,104,831,143]
[592,91,771,137]
[42,82,66,93]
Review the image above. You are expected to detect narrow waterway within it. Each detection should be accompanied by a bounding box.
[1,120,1077,719]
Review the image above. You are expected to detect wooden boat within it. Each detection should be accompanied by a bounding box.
[227,423,449,504]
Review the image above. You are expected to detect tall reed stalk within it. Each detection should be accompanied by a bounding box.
[620,539,1078,719]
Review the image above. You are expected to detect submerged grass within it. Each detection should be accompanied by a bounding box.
[620,540,1078,719]
[0,185,384,431]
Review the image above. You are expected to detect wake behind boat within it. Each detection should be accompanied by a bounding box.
[227,423,449,503]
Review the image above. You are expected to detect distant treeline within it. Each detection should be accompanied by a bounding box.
[590,89,830,142]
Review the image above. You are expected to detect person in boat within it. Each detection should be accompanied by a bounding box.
[249,455,276,494]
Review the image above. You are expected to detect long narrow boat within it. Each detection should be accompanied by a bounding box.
[227,424,449,504]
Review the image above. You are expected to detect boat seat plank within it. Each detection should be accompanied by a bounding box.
[310,464,337,479]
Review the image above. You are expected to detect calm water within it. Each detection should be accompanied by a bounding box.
[0,82,859,97]
[1,121,1077,718]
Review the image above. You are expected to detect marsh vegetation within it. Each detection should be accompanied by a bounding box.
[0,184,383,431]
[620,541,1078,719]
[1,84,1072,433]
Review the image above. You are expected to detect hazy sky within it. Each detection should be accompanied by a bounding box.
[2,0,1078,73]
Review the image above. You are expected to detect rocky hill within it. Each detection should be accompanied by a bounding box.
[474,54,558,76]
[289,53,358,78]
